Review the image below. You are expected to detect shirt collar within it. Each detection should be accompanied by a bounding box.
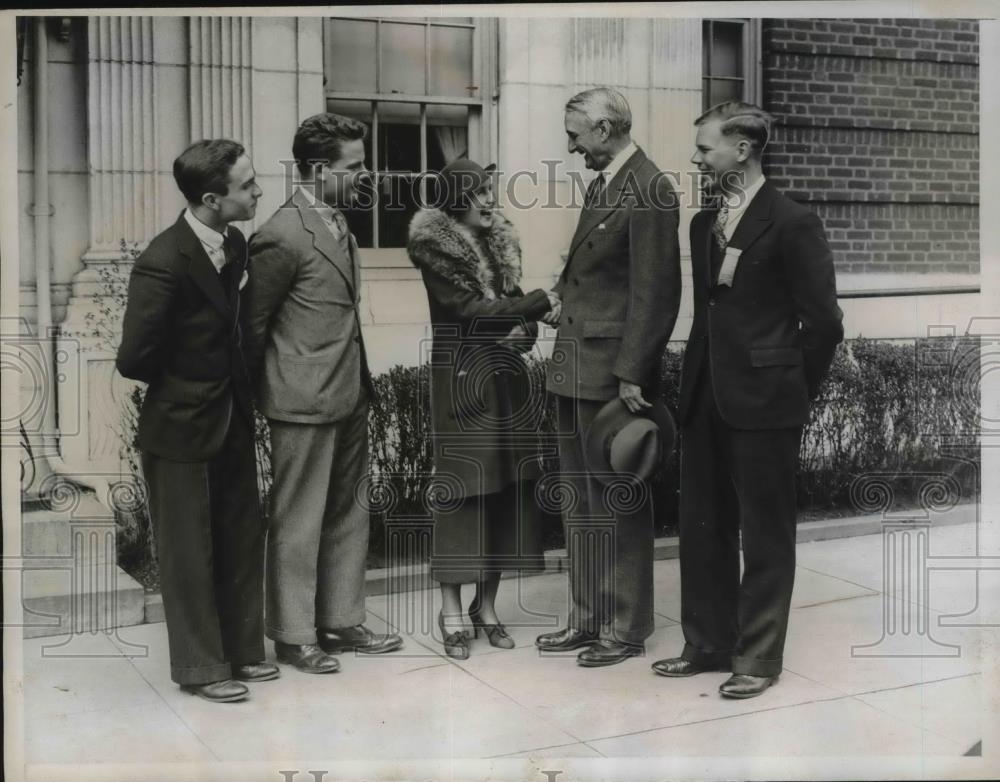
[600,140,638,185]
[183,208,227,252]
[723,174,766,213]
[297,184,338,225]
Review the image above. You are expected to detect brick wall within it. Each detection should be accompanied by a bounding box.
[761,19,979,277]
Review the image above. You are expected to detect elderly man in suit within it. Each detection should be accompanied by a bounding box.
[535,87,682,667]
[651,101,844,698]
[117,139,275,703]
[245,113,403,674]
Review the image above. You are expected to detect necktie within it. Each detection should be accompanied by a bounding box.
[331,209,356,290]
[712,205,729,251]
[331,210,351,260]
[585,172,606,209]
[220,236,240,303]
[220,236,245,349]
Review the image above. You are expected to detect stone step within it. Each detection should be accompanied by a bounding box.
[20,565,145,639]
[21,493,119,560]
[22,517,118,563]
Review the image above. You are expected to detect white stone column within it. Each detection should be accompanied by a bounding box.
[85,16,160,262]
[189,17,253,143]
[57,17,162,478]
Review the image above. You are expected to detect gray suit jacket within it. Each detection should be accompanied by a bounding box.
[245,189,371,424]
[546,146,682,401]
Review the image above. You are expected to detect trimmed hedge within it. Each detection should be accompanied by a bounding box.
[119,337,981,578]
[353,337,980,564]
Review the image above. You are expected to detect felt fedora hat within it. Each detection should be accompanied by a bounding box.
[584,397,677,484]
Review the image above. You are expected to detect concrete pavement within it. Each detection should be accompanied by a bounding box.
[18,520,995,771]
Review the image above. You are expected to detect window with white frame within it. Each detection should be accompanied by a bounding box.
[323,16,494,251]
[702,19,762,111]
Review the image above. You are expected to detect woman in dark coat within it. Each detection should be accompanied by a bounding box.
[407,159,558,659]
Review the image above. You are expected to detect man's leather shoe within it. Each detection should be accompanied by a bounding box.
[651,657,728,677]
[577,640,644,667]
[317,625,404,655]
[718,673,779,699]
[275,642,341,674]
[233,662,280,682]
[181,679,248,703]
[535,628,598,652]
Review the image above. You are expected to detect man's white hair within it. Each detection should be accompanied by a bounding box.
[565,87,632,137]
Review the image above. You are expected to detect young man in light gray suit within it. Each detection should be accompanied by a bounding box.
[246,113,403,673]
[535,88,682,667]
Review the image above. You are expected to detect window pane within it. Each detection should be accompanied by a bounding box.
[325,19,377,92]
[710,21,743,78]
[709,78,744,107]
[376,101,421,127]
[429,25,474,97]
[376,103,422,248]
[380,123,421,173]
[381,21,426,95]
[428,105,470,168]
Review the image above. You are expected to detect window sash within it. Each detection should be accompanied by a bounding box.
[324,17,490,250]
[327,17,481,101]
[326,98,480,249]
[702,18,762,110]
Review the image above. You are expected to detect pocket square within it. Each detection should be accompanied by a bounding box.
[239,269,249,290]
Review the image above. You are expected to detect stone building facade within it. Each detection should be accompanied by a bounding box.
[13,14,981,490]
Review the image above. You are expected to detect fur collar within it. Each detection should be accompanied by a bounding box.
[407,208,522,301]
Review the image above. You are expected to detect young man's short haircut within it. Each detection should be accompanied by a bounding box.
[292,113,369,177]
[694,101,774,157]
[173,139,246,204]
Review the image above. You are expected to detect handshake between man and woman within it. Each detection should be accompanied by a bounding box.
[116,86,843,704]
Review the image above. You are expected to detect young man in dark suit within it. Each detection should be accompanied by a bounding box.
[535,87,682,667]
[245,114,403,674]
[116,139,275,703]
[651,102,844,698]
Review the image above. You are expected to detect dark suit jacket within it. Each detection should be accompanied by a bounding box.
[245,189,372,424]
[677,180,844,430]
[116,213,254,462]
[546,146,681,401]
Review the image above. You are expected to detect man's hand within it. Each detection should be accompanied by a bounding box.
[619,379,651,413]
[542,290,562,326]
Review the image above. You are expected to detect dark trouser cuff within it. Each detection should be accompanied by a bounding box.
[731,654,783,677]
[171,662,233,686]
[681,642,732,667]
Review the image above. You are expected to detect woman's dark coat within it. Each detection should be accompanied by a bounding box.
[407,208,552,498]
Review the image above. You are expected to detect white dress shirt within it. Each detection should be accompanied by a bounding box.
[183,208,229,274]
[601,140,638,184]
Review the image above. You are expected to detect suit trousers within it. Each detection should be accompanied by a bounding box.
[678,366,802,677]
[265,387,370,644]
[141,406,265,685]
[555,394,654,645]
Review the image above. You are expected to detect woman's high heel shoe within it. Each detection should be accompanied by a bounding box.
[468,602,515,650]
[438,612,470,660]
